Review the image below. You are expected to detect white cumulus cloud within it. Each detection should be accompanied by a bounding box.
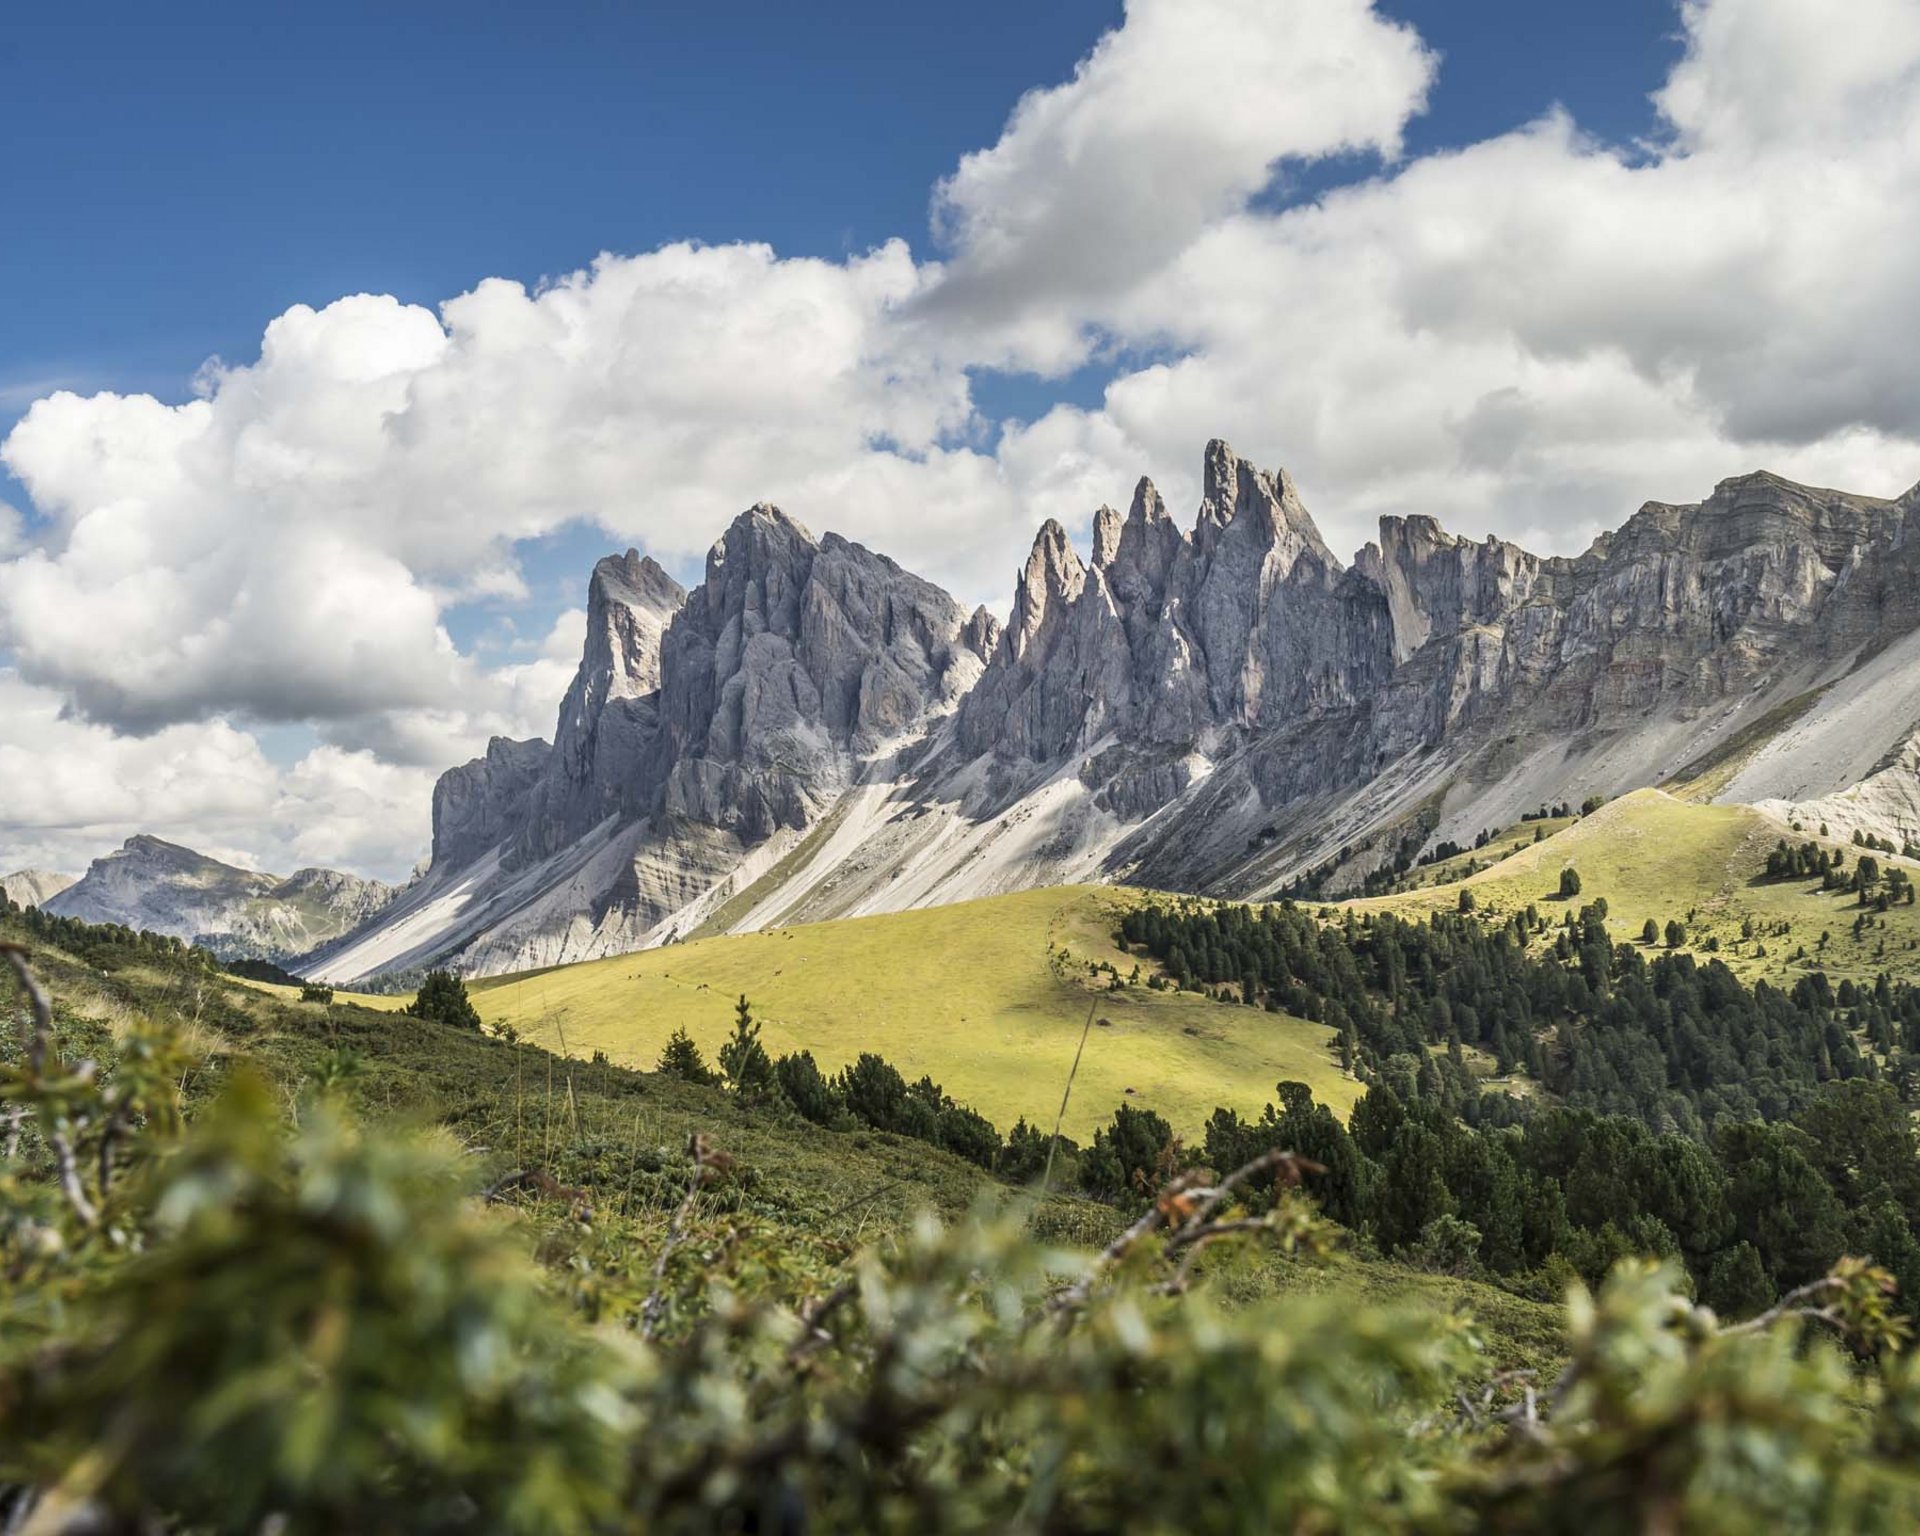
[0,672,434,879]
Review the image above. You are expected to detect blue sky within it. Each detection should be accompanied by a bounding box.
[4,0,1916,877]
[2,0,1681,431]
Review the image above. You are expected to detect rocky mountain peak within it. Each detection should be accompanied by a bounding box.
[593,547,682,604]
[1005,519,1087,663]
[435,498,988,927]
[1130,475,1170,525]
[1095,478,1187,610]
[713,502,814,567]
[1195,439,1333,566]
[435,736,552,871]
[583,549,686,704]
[122,833,191,858]
[505,550,686,865]
[1090,505,1124,568]
[962,605,1003,661]
[43,837,395,964]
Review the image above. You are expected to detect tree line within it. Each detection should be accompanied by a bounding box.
[1117,897,1900,1132]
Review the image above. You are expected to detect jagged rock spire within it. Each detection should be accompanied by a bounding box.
[1005,519,1088,663]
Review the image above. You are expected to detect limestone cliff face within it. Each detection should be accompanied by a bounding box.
[452,503,989,870]
[651,506,991,841]
[512,551,685,860]
[953,448,1917,866]
[953,443,1397,817]
[0,869,76,909]
[312,446,1920,982]
[432,737,551,872]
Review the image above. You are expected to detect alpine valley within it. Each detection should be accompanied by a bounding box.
[249,438,1920,986]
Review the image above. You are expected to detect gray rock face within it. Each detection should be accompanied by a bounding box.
[321,445,1920,980]
[955,440,1397,812]
[45,835,398,961]
[513,551,685,860]
[503,506,987,859]
[433,737,551,871]
[951,445,1920,893]
[650,505,987,841]
[0,869,76,909]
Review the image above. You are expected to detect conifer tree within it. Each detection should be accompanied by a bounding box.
[718,993,777,1103]
[657,1025,717,1085]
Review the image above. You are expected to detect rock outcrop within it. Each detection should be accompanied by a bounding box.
[44,836,398,961]
[433,737,552,872]
[512,551,685,860]
[313,444,1920,981]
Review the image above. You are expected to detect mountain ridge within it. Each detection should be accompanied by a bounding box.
[304,440,1920,982]
[42,835,399,962]
[57,441,1920,983]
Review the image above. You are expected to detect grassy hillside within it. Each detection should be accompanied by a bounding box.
[1347,788,1920,984]
[469,884,1360,1140]
[1379,814,1577,893]
[0,906,1559,1369]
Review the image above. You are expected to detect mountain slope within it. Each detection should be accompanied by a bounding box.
[1,868,76,909]
[46,835,398,961]
[321,442,1920,982]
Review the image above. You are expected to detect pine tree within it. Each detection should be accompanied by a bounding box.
[718,993,777,1103]
[657,1026,717,1085]
[773,1049,838,1124]
[1558,867,1582,899]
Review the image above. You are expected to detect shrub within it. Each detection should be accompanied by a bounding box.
[774,1049,838,1125]
[657,1025,717,1085]
[404,968,481,1030]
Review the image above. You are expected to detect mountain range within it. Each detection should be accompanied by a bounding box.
[15,440,1917,981]
[279,439,1920,984]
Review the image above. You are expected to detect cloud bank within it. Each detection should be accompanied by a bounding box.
[4,0,1919,877]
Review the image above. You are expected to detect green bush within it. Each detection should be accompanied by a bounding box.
[404,968,481,1030]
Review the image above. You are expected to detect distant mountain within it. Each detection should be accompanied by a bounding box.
[46,835,399,962]
[310,441,1920,984]
[1,869,77,909]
